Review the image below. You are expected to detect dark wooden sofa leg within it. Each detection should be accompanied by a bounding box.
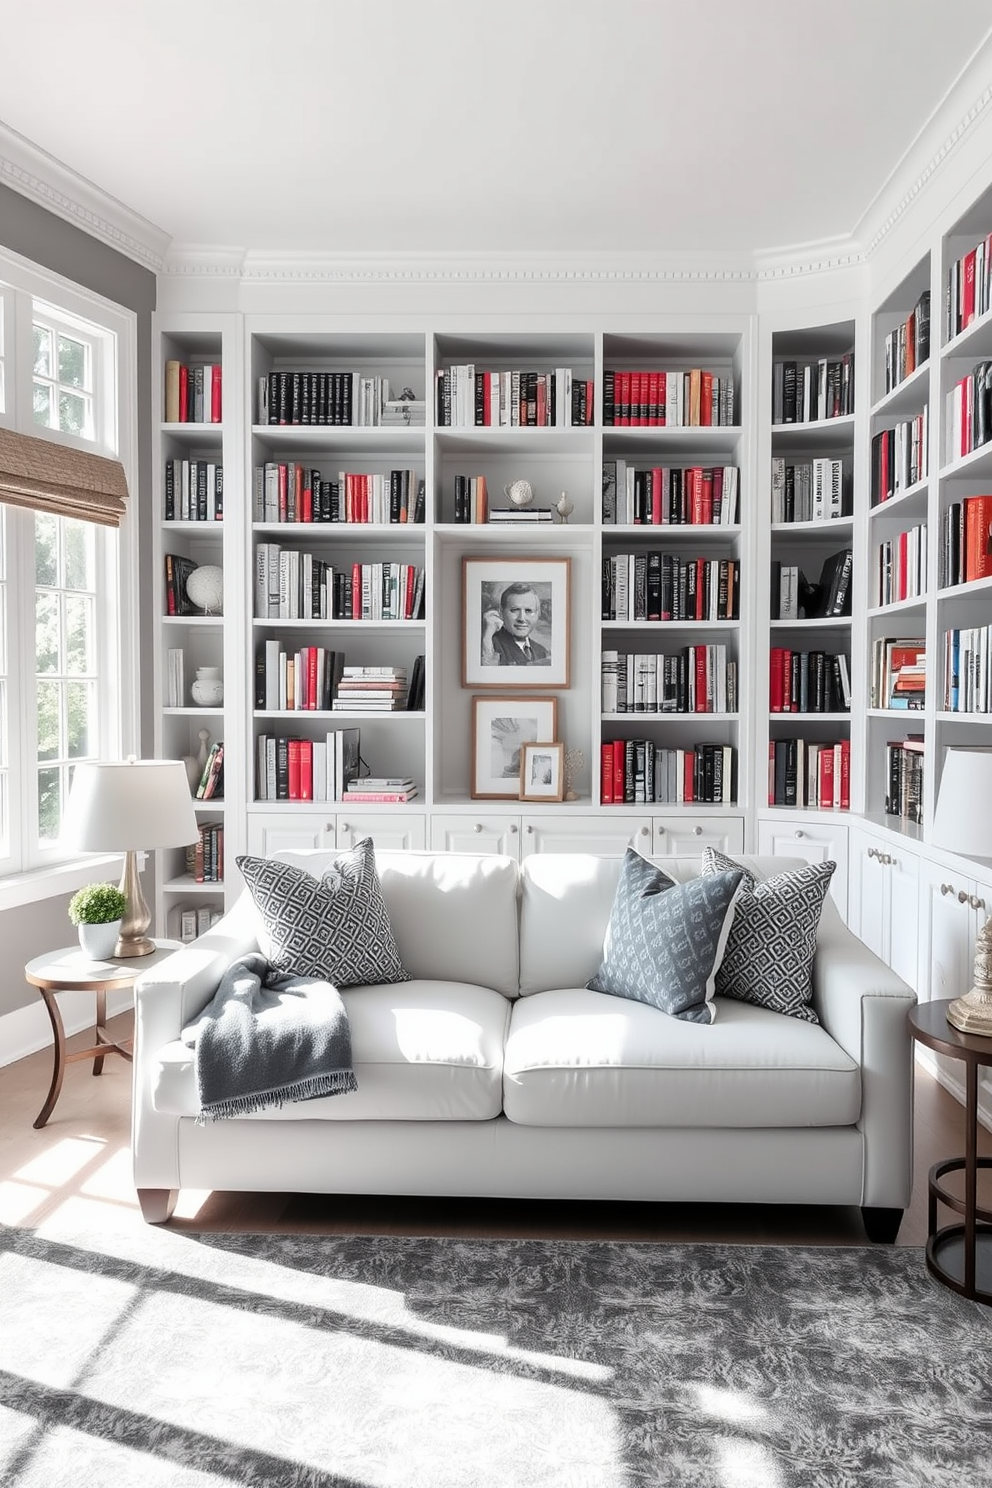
[137,1188,178,1224]
[861,1206,903,1243]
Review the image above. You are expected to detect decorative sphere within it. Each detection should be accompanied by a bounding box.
[186,564,224,615]
[504,479,534,508]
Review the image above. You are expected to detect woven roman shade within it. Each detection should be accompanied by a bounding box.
[0,426,129,527]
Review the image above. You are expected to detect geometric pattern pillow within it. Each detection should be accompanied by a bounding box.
[587,847,743,1024]
[700,848,835,1023]
[235,837,410,988]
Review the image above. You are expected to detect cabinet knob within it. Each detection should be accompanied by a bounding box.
[526,824,534,834]
[940,883,953,896]
[640,826,649,836]
[794,829,804,839]
[882,853,892,866]
[508,823,518,833]
[339,822,348,833]
[693,826,702,836]
[958,889,969,904]
[974,896,987,911]
[474,823,482,833]
[867,847,877,860]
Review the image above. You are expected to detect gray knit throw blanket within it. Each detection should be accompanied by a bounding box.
[182,952,358,1121]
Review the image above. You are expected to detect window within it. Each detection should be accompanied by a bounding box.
[0,250,136,896]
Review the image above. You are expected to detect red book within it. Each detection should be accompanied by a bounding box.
[299,740,313,801]
[769,648,785,712]
[689,468,705,524]
[683,749,695,803]
[695,647,708,713]
[536,377,547,427]
[616,372,630,426]
[838,739,851,809]
[964,495,992,581]
[818,746,835,809]
[700,371,713,426]
[352,562,362,619]
[287,739,301,801]
[656,371,667,426]
[897,529,909,600]
[629,372,642,426]
[278,463,288,521]
[404,565,416,619]
[612,739,625,802]
[483,373,492,427]
[307,648,318,710]
[178,364,189,422]
[210,364,222,423]
[600,743,615,804]
[650,467,663,525]
[768,742,776,806]
[962,247,977,330]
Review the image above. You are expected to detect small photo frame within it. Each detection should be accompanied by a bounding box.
[463,556,570,688]
[520,742,564,802]
[471,695,559,800]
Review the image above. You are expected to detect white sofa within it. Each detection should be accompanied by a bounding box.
[133,849,917,1239]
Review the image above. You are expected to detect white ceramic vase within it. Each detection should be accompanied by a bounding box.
[191,666,224,707]
[78,920,122,960]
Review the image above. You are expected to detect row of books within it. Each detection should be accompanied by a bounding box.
[870,413,928,505]
[252,464,425,525]
[772,354,854,425]
[255,645,345,711]
[256,372,421,427]
[256,727,361,802]
[883,290,930,393]
[602,462,740,526]
[871,637,926,709]
[770,457,847,523]
[946,235,992,340]
[254,547,425,622]
[435,366,593,427]
[603,554,740,623]
[885,738,925,824]
[603,368,736,428]
[451,474,491,523]
[165,648,188,708]
[164,554,200,617]
[769,650,851,714]
[185,822,224,883]
[165,360,222,424]
[937,494,992,587]
[194,741,224,800]
[943,626,991,713]
[164,459,224,522]
[602,647,737,715]
[600,740,737,805]
[768,738,851,809]
[770,550,853,620]
[174,904,224,943]
[875,524,927,608]
[944,360,992,462]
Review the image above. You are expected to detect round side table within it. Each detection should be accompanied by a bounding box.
[909,999,992,1305]
[25,940,181,1129]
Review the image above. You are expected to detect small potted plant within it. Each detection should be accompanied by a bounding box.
[68,882,127,960]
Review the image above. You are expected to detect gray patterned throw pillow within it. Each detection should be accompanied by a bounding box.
[587,848,743,1023]
[236,838,410,987]
[700,848,835,1022]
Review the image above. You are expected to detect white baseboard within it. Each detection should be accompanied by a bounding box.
[0,989,133,1069]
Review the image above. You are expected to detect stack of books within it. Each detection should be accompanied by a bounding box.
[333,666,408,711]
[344,777,418,803]
[871,638,926,709]
[380,398,426,427]
[487,507,554,523]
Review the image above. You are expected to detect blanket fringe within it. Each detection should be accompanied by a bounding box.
[198,1069,358,1124]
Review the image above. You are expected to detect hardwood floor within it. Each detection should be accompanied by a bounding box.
[2,1009,990,1245]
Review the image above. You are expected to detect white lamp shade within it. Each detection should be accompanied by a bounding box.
[62,759,198,852]
[931,747,992,859]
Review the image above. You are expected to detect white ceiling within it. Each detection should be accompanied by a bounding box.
[4,0,992,262]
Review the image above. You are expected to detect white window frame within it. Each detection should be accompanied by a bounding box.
[0,246,139,909]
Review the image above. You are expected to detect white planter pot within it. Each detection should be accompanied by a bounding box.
[77,920,122,960]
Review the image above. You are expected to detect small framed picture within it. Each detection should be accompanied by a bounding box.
[463,556,570,688]
[520,742,564,802]
[471,695,559,800]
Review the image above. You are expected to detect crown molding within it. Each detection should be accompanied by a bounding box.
[0,119,169,273]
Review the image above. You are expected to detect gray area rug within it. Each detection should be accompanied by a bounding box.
[1,1224,991,1487]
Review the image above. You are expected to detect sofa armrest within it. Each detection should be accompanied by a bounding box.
[811,901,917,1210]
[134,891,260,1051]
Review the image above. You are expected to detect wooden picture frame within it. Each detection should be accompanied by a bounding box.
[470,695,559,799]
[462,556,570,688]
[519,742,564,802]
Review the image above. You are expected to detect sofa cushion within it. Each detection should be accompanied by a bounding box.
[586,848,742,1023]
[151,979,511,1122]
[502,988,860,1128]
[236,839,409,988]
[701,848,835,1023]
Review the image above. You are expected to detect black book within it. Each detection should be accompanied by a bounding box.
[603,370,615,426]
[782,362,798,423]
[770,560,781,621]
[915,289,931,365]
[783,737,799,806]
[646,551,662,621]
[413,479,426,524]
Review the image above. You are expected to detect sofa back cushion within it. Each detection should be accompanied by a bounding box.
[519,853,810,995]
[275,849,520,999]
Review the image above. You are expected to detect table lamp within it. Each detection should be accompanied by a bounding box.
[931,746,992,1035]
[62,758,198,956]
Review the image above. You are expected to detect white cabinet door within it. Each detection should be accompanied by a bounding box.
[335,812,426,851]
[429,815,520,858]
[520,815,652,857]
[756,817,849,920]
[848,829,887,959]
[653,815,745,858]
[918,859,989,1006]
[885,846,920,991]
[246,813,337,857]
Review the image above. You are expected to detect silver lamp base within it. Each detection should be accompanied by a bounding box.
[115,848,156,958]
[946,989,992,1037]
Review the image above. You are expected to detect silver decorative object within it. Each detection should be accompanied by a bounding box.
[947,916,992,1036]
[555,490,574,524]
[563,748,584,802]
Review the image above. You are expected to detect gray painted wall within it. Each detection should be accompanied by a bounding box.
[0,183,156,1019]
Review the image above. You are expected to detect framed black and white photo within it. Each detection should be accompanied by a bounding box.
[470,696,559,800]
[462,556,570,688]
[520,741,564,802]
